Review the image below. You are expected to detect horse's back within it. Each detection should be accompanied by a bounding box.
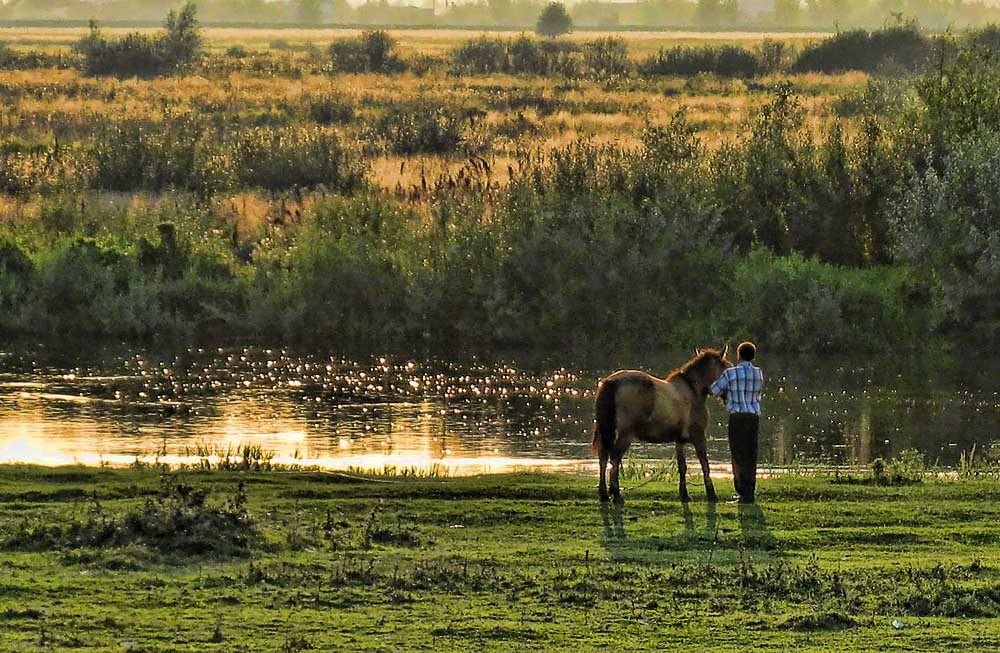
[601,370,657,425]
[600,370,694,443]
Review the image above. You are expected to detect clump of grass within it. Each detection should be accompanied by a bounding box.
[779,611,857,631]
[344,464,450,478]
[833,448,927,485]
[0,477,256,557]
[869,449,925,485]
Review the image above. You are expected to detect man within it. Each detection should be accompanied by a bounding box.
[710,341,764,504]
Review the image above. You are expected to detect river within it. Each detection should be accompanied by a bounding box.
[0,343,996,474]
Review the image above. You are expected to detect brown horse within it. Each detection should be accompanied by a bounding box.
[592,347,731,505]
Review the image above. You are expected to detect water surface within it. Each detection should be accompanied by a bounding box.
[0,344,996,474]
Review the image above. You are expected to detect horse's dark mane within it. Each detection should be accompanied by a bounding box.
[666,349,723,382]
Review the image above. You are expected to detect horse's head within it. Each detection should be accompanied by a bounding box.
[689,345,733,391]
[707,344,734,379]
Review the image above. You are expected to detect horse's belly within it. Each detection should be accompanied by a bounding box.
[638,422,686,444]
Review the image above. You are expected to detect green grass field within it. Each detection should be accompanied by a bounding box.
[2,465,999,651]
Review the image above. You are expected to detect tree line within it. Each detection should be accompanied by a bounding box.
[5,0,1000,30]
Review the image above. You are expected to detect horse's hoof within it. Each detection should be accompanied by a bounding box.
[599,492,610,503]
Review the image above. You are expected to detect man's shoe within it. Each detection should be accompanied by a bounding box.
[738,495,755,505]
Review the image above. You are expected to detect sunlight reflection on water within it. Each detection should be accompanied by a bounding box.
[0,344,997,474]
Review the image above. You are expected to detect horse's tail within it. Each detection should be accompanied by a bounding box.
[592,377,618,456]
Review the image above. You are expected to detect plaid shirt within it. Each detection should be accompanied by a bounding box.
[710,361,764,415]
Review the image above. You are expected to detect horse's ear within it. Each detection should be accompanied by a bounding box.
[721,343,730,359]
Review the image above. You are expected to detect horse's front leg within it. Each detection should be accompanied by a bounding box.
[599,451,610,503]
[693,433,718,502]
[676,443,691,503]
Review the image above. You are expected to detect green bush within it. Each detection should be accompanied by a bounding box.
[233,126,366,192]
[792,24,931,74]
[369,105,466,155]
[89,119,232,195]
[583,36,632,79]
[640,45,762,77]
[253,196,416,344]
[893,132,1000,341]
[307,93,356,125]
[329,30,405,74]
[729,250,931,352]
[917,46,1000,154]
[450,37,509,74]
[87,119,365,194]
[75,3,202,78]
[449,35,583,77]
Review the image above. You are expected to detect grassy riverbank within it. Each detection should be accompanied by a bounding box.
[2,465,999,651]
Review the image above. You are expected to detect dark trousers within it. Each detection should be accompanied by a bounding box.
[728,412,760,502]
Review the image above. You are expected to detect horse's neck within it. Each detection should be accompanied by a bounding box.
[675,371,705,398]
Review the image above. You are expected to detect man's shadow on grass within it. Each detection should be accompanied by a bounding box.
[737,502,778,550]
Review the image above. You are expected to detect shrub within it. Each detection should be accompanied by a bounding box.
[917,45,1000,153]
[0,236,33,315]
[88,119,233,195]
[307,93,356,125]
[729,250,928,352]
[87,119,364,194]
[74,2,202,78]
[0,45,68,70]
[329,30,405,74]
[233,126,367,192]
[449,35,584,77]
[963,24,1000,54]
[640,45,761,77]
[583,36,632,79]
[253,196,416,344]
[509,35,550,74]
[0,146,75,195]
[369,105,466,155]
[792,24,931,74]
[893,132,1000,341]
[755,38,793,74]
[484,141,727,347]
[450,37,509,74]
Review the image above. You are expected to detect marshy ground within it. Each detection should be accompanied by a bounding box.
[1,464,999,651]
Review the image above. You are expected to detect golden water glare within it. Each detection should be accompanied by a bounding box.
[0,391,590,475]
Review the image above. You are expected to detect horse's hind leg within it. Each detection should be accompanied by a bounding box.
[676,443,691,503]
[609,449,627,505]
[693,434,718,502]
[599,451,610,503]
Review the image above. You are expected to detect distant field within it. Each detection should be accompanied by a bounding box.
[0,26,833,55]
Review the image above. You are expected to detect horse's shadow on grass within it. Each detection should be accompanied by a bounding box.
[600,500,779,564]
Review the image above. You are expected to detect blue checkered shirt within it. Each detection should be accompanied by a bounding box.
[710,361,764,415]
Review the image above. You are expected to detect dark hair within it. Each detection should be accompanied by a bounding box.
[738,341,756,361]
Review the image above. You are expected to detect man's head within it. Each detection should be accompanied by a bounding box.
[737,341,756,362]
